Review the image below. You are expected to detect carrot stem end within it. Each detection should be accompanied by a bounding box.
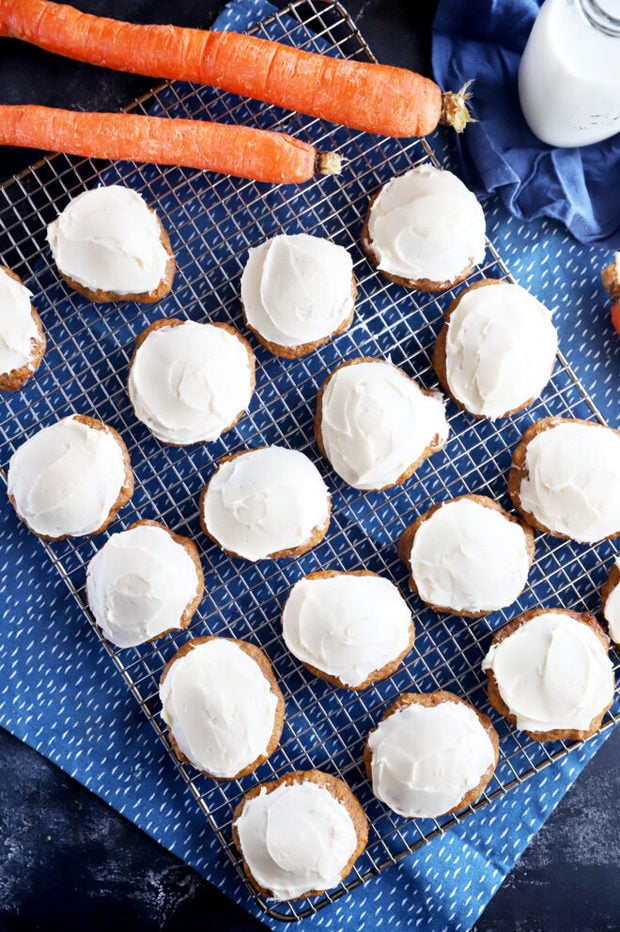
[602,254,620,300]
[316,151,342,176]
[440,80,475,134]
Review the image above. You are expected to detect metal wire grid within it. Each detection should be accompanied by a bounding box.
[0,0,618,921]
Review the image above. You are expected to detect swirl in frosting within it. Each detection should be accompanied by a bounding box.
[128,320,254,445]
[408,497,532,614]
[367,696,496,819]
[318,359,449,490]
[87,523,202,648]
[47,185,169,295]
[367,165,486,283]
[201,446,330,561]
[444,282,558,418]
[482,611,614,733]
[8,415,129,538]
[282,571,413,687]
[160,638,280,779]
[0,268,39,377]
[603,558,620,645]
[234,780,359,900]
[516,420,620,543]
[241,233,354,349]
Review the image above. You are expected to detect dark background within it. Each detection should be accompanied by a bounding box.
[0,1,618,930]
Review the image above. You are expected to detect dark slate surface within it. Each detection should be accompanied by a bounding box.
[0,1,618,929]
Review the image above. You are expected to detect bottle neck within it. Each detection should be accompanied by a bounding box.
[577,0,620,36]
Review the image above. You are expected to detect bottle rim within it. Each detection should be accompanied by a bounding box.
[578,0,620,36]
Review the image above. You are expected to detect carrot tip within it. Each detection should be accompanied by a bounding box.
[601,253,620,300]
[316,151,342,176]
[440,80,476,134]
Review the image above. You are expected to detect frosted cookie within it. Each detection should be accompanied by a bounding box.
[315,357,449,491]
[482,608,614,741]
[397,494,534,617]
[433,279,558,419]
[361,164,486,292]
[364,691,498,819]
[47,185,176,303]
[240,233,355,357]
[0,266,46,391]
[159,636,284,780]
[282,570,414,689]
[200,445,331,561]
[602,557,620,647]
[508,417,620,543]
[86,520,204,648]
[7,414,133,540]
[128,318,255,445]
[232,769,368,901]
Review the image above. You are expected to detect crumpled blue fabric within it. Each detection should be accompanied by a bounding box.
[432,0,620,247]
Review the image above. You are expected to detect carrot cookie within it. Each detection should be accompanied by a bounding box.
[398,494,534,616]
[432,279,558,418]
[482,608,614,741]
[232,769,368,901]
[281,570,414,689]
[508,417,620,543]
[364,691,498,819]
[200,445,331,561]
[0,265,46,391]
[240,233,355,357]
[315,357,449,491]
[361,164,486,292]
[128,318,255,445]
[7,414,133,540]
[159,636,284,780]
[47,185,176,303]
[86,519,204,648]
[602,557,620,647]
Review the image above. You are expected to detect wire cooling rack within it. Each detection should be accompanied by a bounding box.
[0,0,618,921]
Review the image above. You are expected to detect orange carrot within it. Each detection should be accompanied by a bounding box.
[0,0,473,138]
[602,256,620,302]
[601,255,620,336]
[0,105,341,183]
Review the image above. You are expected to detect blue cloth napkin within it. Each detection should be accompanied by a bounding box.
[0,2,617,932]
[432,0,620,248]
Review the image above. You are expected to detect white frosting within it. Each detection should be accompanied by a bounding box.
[47,185,169,296]
[367,165,486,283]
[368,699,495,819]
[241,234,354,349]
[319,360,449,490]
[445,282,558,418]
[603,557,620,645]
[159,638,279,779]
[7,415,128,538]
[518,421,620,543]
[128,321,253,445]
[234,781,358,900]
[282,573,412,687]
[86,524,201,648]
[202,446,330,561]
[482,612,614,733]
[0,268,39,376]
[408,498,531,614]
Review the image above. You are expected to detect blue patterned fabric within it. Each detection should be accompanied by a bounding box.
[432,0,620,248]
[0,2,617,931]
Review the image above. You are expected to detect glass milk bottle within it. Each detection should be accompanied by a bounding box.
[518,0,620,147]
